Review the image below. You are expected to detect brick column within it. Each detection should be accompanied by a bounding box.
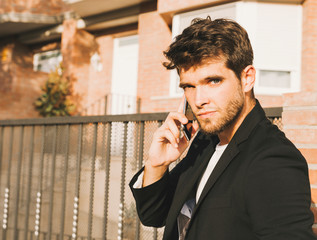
[137,10,177,113]
[301,0,317,92]
[61,19,77,77]
[61,18,98,113]
[282,0,317,234]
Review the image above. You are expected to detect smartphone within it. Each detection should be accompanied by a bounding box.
[181,98,195,141]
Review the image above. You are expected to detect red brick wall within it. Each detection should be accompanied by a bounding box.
[301,0,317,92]
[137,10,182,113]
[283,92,317,233]
[255,95,283,108]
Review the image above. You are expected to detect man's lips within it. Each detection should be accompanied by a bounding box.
[197,111,216,119]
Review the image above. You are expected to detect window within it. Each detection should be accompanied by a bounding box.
[253,2,302,95]
[33,49,62,73]
[90,52,103,72]
[256,69,297,95]
[170,1,302,96]
[259,70,291,89]
[111,35,139,114]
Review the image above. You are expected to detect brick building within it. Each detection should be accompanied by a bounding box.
[0,0,317,233]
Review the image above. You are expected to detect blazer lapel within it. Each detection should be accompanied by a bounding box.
[193,142,239,213]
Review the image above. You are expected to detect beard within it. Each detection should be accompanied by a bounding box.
[197,89,244,136]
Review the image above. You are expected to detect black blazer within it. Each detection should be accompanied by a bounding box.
[130,101,316,240]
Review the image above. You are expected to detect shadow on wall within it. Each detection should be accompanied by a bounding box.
[63,28,99,69]
[0,41,48,119]
[0,43,15,93]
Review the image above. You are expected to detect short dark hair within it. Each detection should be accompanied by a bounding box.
[163,17,253,79]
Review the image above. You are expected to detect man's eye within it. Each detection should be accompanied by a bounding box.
[209,79,221,84]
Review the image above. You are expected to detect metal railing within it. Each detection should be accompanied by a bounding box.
[0,108,282,240]
[82,94,141,116]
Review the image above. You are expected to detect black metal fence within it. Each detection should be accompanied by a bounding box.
[0,108,282,240]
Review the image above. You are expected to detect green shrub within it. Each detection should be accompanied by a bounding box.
[34,64,76,117]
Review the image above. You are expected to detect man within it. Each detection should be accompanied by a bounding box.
[129,17,316,239]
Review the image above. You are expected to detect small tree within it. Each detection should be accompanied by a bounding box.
[34,64,76,117]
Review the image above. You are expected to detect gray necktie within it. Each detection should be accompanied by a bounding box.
[177,198,195,240]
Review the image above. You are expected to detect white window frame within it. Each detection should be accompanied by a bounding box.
[33,49,62,73]
[254,67,301,95]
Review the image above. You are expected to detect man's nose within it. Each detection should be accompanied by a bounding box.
[194,86,209,108]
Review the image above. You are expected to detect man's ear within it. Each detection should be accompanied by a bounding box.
[241,65,256,93]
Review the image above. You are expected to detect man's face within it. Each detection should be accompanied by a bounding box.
[179,58,245,135]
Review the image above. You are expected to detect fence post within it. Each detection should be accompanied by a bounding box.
[105,95,108,115]
[0,127,3,238]
[137,98,141,114]
[34,126,45,238]
[102,122,112,239]
[60,124,70,240]
[48,125,58,240]
[0,127,3,194]
[88,123,98,240]
[153,121,164,240]
[34,126,46,239]
[135,121,145,240]
[24,126,35,240]
[118,122,128,240]
[2,127,14,240]
[71,124,83,240]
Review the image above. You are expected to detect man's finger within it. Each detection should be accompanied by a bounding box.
[177,95,186,113]
[167,112,188,125]
[161,129,179,148]
[166,119,181,140]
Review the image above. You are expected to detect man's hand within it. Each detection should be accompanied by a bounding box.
[143,97,199,187]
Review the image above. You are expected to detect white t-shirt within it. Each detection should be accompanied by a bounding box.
[196,143,227,202]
